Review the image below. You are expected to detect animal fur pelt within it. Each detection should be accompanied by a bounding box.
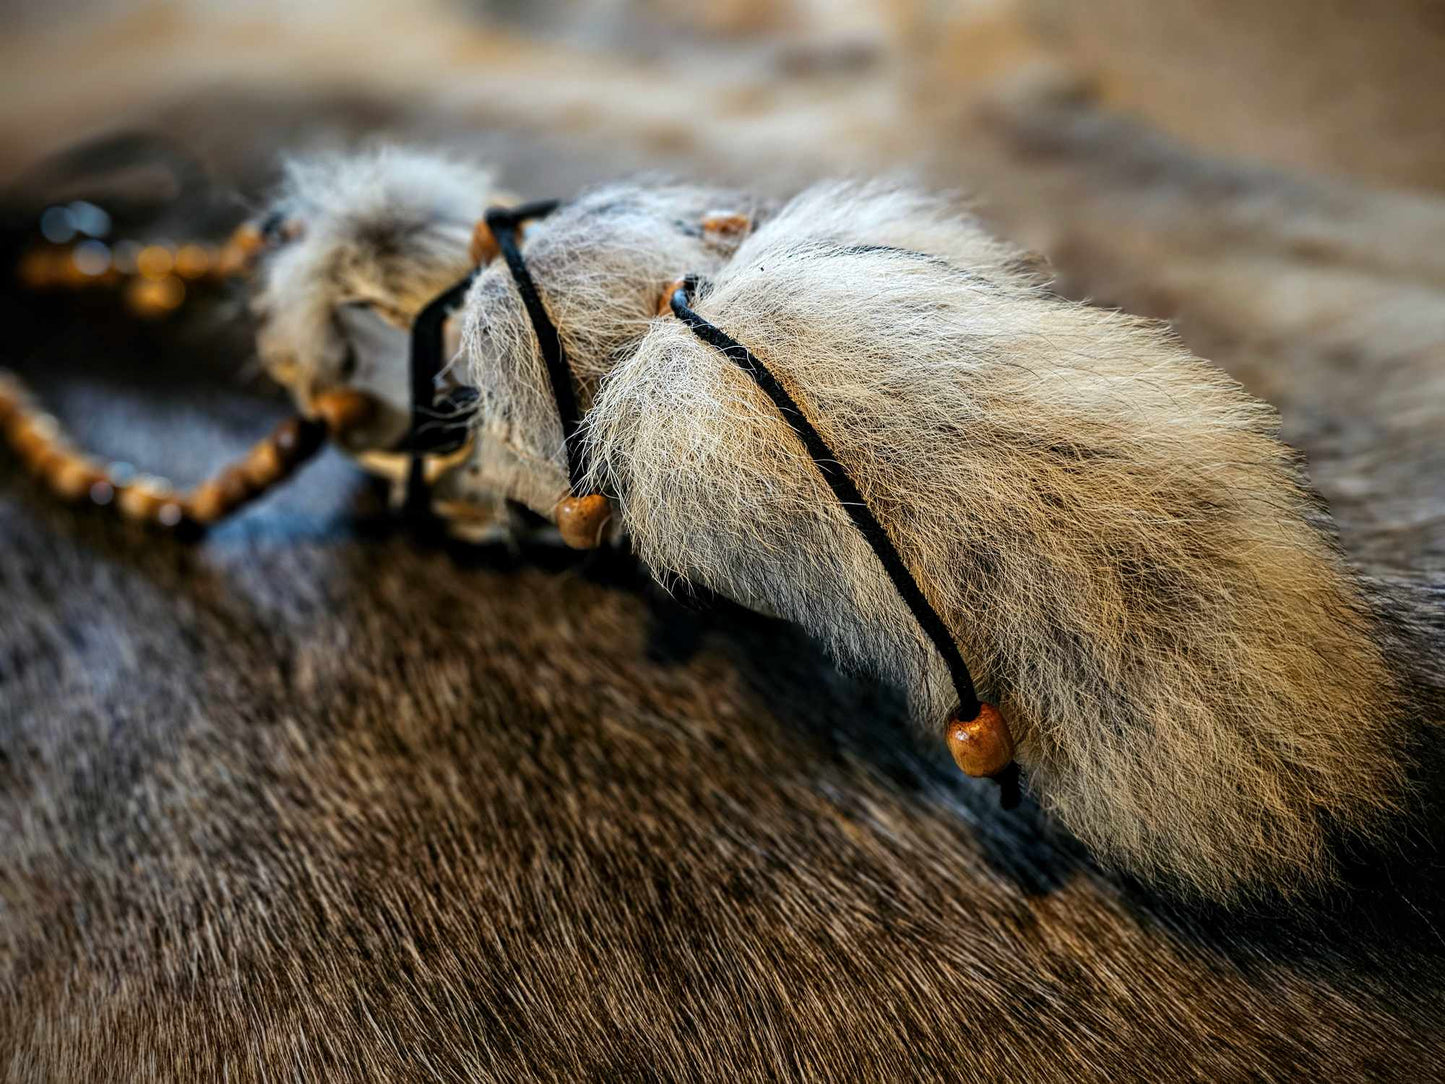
[440,178,1411,900]
[458,182,767,515]
[3,99,1445,1084]
[237,146,1430,898]
[252,146,500,448]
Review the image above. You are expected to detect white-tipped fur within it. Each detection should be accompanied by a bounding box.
[458,182,768,514]
[581,181,1406,899]
[252,146,501,447]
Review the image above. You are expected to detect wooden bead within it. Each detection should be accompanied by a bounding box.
[241,437,285,488]
[173,244,213,280]
[229,222,265,257]
[117,478,172,521]
[700,211,751,238]
[657,277,688,317]
[555,493,612,549]
[946,703,1015,778]
[125,275,185,318]
[311,389,375,437]
[135,245,174,280]
[46,454,106,501]
[11,415,60,470]
[217,466,255,505]
[470,218,499,266]
[215,241,251,278]
[18,247,66,289]
[184,480,231,525]
[0,374,22,416]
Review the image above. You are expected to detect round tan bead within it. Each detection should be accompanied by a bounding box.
[0,374,22,417]
[555,493,612,550]
[241,437,285,488]
[125,274,185,318]
[311,389,375,437]
[173,244,214,280]
[11,415,60,470]
[184,479,231,525]
[117,479,172,521]
[18,247,65,289]
[657,277,688,317]
[700,211,751,238]
[946,703,1015,778]
[135,245,174,280]
[215,242,250,278]
[217,466,255,506]
[229,222,265,257]
[470,218,500,266]
[47,455,107,501]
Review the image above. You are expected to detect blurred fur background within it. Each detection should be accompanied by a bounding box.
[2,1,1444,1079]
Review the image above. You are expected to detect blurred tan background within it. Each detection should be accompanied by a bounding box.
[4,0,1444,192]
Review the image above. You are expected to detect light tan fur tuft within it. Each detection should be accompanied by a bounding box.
[252,146,501,428]
[459,182,769,513]
[582,182,1408,899]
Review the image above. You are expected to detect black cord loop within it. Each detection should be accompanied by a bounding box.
[404,268,480,518]
[667,277,985,725]
[483,200,592,495]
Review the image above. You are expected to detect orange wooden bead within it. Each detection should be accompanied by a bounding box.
[173,243,214,280]
[945,703,1015,778]
[46,454,106,501]
[184,479,231,525]
[701,211,751,237]
[311,389,375,437]
[470,218,500,266]
[0,374,22,415]
[215,466,256,509]
[658,277,688,317]
[11,415,60,470]
[117,478,172,521]
[229,222,265,257]
[215,242,251,278]
[125,275,185,318]
[241,437,285,488]
[555,493,612,549]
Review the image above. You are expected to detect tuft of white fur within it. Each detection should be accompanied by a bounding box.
[252,146,502,446]
[459,182,769,514]
[582,181,1407,899]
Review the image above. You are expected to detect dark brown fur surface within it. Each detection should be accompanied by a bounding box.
[4,20,1445,1083]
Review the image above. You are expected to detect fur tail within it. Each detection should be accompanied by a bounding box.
[585,181,1410,900]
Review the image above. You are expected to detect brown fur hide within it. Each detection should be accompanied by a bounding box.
[2,6,1444,1080]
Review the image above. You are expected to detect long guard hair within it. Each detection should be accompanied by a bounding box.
[570,182,1409,899]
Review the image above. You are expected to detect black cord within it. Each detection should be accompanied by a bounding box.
[404,269,479,519]
[668,277,983,724]
[484,201,590,494]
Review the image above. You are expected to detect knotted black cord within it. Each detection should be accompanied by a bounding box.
[483,200,592,494]
[404,268,480,518]
[404,209,1014,802]
[667,277,985,726]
